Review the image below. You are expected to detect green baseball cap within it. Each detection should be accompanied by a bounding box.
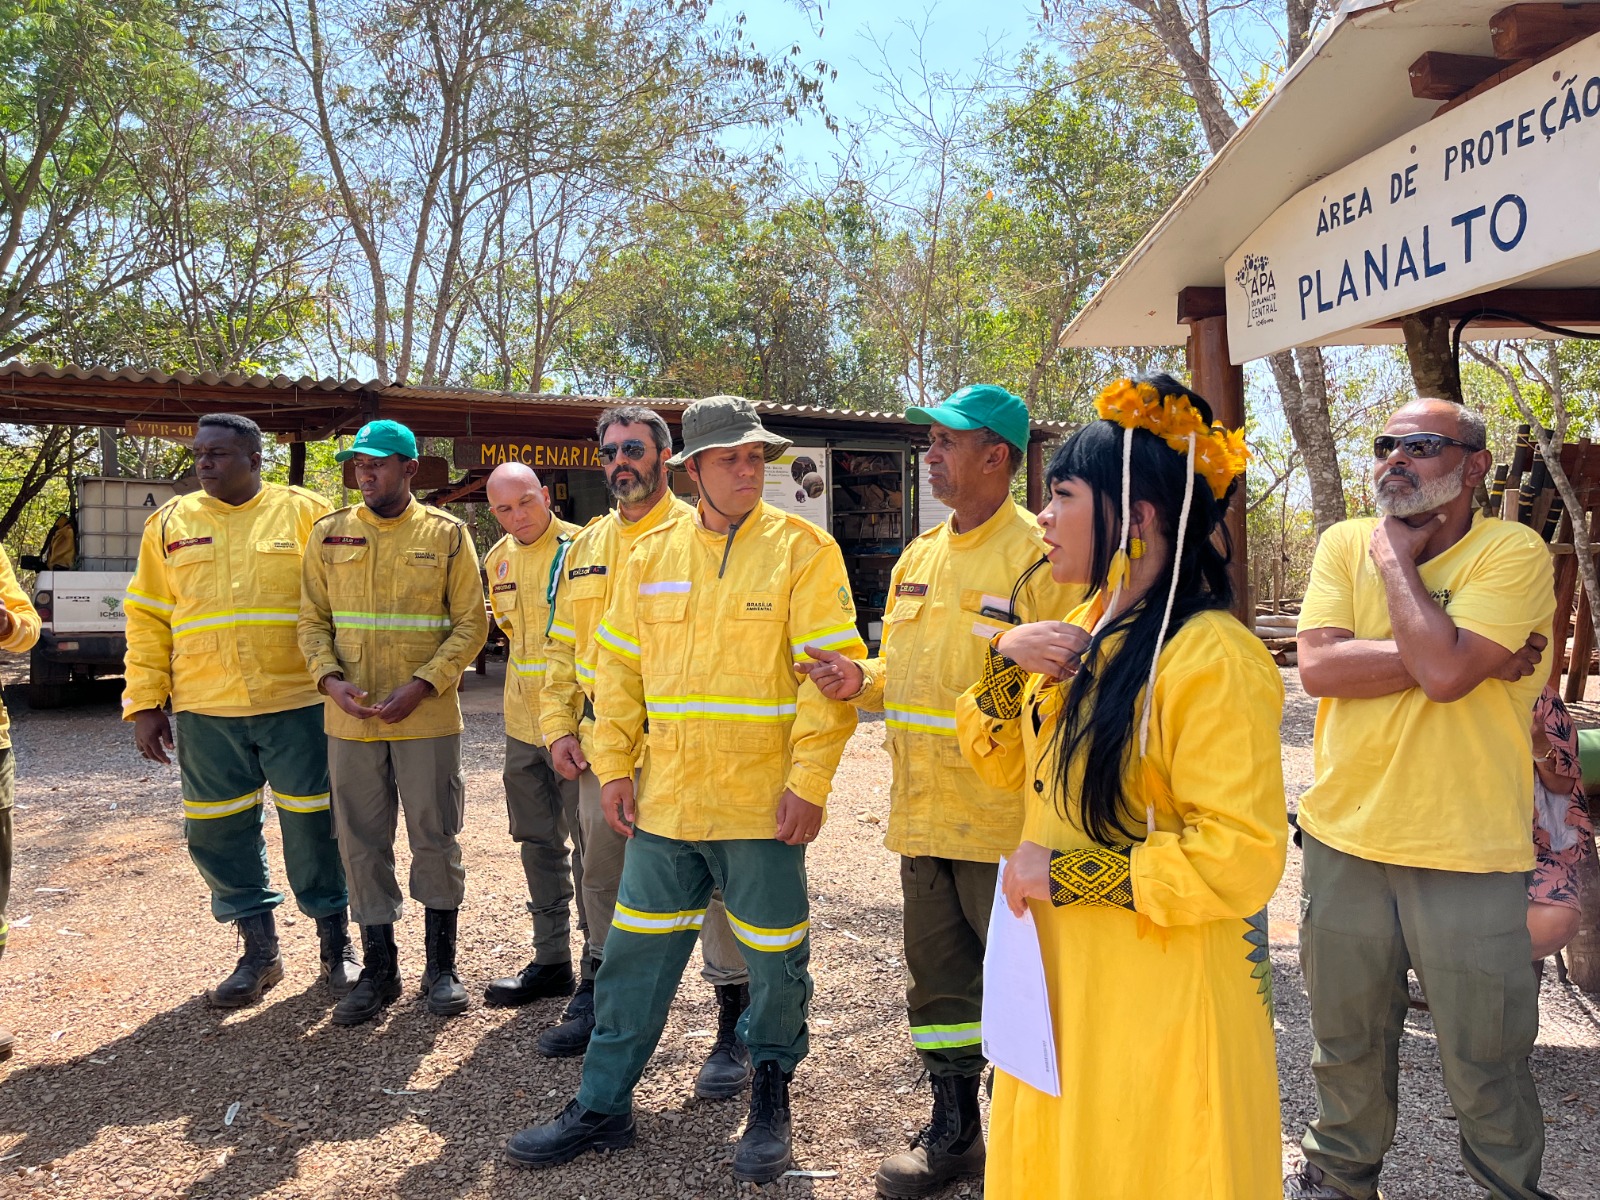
[906,384,1030,451]
[335,419,418,462]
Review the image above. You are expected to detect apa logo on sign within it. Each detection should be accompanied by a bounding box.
[1234,254,1277,329]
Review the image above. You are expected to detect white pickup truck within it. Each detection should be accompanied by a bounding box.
[23,477,178,708]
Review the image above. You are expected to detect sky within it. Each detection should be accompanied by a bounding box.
[732,0,1050,170]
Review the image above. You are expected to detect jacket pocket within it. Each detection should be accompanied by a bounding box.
[254,541,303,596]
[167,542,218,603]
[639,591,689,675]
[398,549,444,600]
[713,722,786,755]
[725,592,788,677]
[322,544,369,603]
[173,630,219,658]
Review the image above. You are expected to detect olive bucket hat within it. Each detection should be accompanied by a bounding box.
[666,395,792,468]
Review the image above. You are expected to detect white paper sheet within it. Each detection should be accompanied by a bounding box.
[981,858,1061,1097]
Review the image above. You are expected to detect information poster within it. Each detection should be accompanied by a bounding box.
[764,446,830,528]
[917,454,953,534]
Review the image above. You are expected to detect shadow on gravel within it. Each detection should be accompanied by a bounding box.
[0,980,445,1199]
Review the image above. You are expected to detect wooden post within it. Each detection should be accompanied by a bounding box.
[1026,439,1044,512]
[1568,819,1600,993]
[289,440,307,487]
[1178,289,1250,625]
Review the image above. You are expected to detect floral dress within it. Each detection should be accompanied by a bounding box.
[1530,686,1596,912]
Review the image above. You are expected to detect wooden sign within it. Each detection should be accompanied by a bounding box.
[453,437,603,471]
[127,419,198,442]
[1225,31,1600,361]
[341,455,451,491]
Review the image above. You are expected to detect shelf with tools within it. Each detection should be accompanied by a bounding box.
[828,448,909,649]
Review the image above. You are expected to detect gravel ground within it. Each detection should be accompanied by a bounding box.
[0,664,1596,1199]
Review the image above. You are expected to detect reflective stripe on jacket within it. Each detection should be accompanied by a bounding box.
[854,501,1080,862]
[540,491,692,751]
[590,500,865,840]
[484,516,578,746]
[123,484,330,719]
[0,548,39,747]
[298,498,488,741]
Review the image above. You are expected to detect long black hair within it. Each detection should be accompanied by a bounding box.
[1046,372,1236,847]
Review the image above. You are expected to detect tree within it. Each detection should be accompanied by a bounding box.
[230,0,829,386]
[0,0,197,360]
[1041,1,1349,532]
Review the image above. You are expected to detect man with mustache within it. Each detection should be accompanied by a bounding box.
[536,406,753,1100]
[1286,399,1556,1200]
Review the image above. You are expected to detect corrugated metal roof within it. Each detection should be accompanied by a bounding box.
[0,361,1075,438]
[0,359,369,393]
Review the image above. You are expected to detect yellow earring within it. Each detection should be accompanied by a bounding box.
[1129,537,1146,560]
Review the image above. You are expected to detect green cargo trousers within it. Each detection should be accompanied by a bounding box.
[577,830,811,1115]
[577,769,748,986]
[504,736,591,978]
[175,706,347,923]
[902,855,995,1078]
[0,749,13,966]
[1299,833,1554,1200]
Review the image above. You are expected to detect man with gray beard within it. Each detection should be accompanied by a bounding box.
[1285,399,1557,1200]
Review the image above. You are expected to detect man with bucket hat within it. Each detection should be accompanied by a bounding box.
[299,419,488,1025]
[506,395,865,1182]
[802,384,1077,1197]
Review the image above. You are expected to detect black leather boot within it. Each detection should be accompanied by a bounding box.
[484,958,574,1007]
[537,977,596,1057]
[420,907,468,1016]
[209,911,284,1008]
[732,1060,793,1183]
[694,982,752,1099]
[505,1098,635,1168]
[316,910,360,998]
[874,1073,985,1197]
[331,924,401,1026]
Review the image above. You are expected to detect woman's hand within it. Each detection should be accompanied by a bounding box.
[996,622,1090,680]
[1001,841,1053,917]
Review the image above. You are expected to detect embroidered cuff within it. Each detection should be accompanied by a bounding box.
[1048,847,1135,910]
[975,637,1027,720]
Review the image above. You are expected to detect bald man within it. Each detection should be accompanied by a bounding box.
[480,463,587,1006]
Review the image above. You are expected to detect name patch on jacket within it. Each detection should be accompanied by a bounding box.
[408,550,439,563]
[742,597,776,616]
[492,582,516,594]
[166,536,213,552]
[895,582,929,597]
[258,539,298,553]
[322,535,367,546]
[568,564,607,580]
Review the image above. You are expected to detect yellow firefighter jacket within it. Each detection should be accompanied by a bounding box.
[540,490,693,753]
[0,548,40,748]
[123,483,331,719]
[854,500,1080,862]
[299,498,488,741]
[590,500,865,840]
[484,515,579,746]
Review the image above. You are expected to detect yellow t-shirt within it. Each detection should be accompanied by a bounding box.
[1296,515,1554,873]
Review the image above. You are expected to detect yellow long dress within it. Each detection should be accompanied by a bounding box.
[956,602,1288,1199]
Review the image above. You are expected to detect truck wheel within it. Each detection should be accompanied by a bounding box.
[28,647,75,709]
[28,681,73,709]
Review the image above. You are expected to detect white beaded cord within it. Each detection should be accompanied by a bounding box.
[1137,431,1196,763]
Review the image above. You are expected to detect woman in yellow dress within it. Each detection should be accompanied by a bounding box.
[957,373,1288,1199]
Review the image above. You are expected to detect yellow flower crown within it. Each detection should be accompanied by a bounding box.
[1093,378,1249,500]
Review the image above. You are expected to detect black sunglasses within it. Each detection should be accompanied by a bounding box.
[598,439,650,464]
[1372,432,1483,460]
